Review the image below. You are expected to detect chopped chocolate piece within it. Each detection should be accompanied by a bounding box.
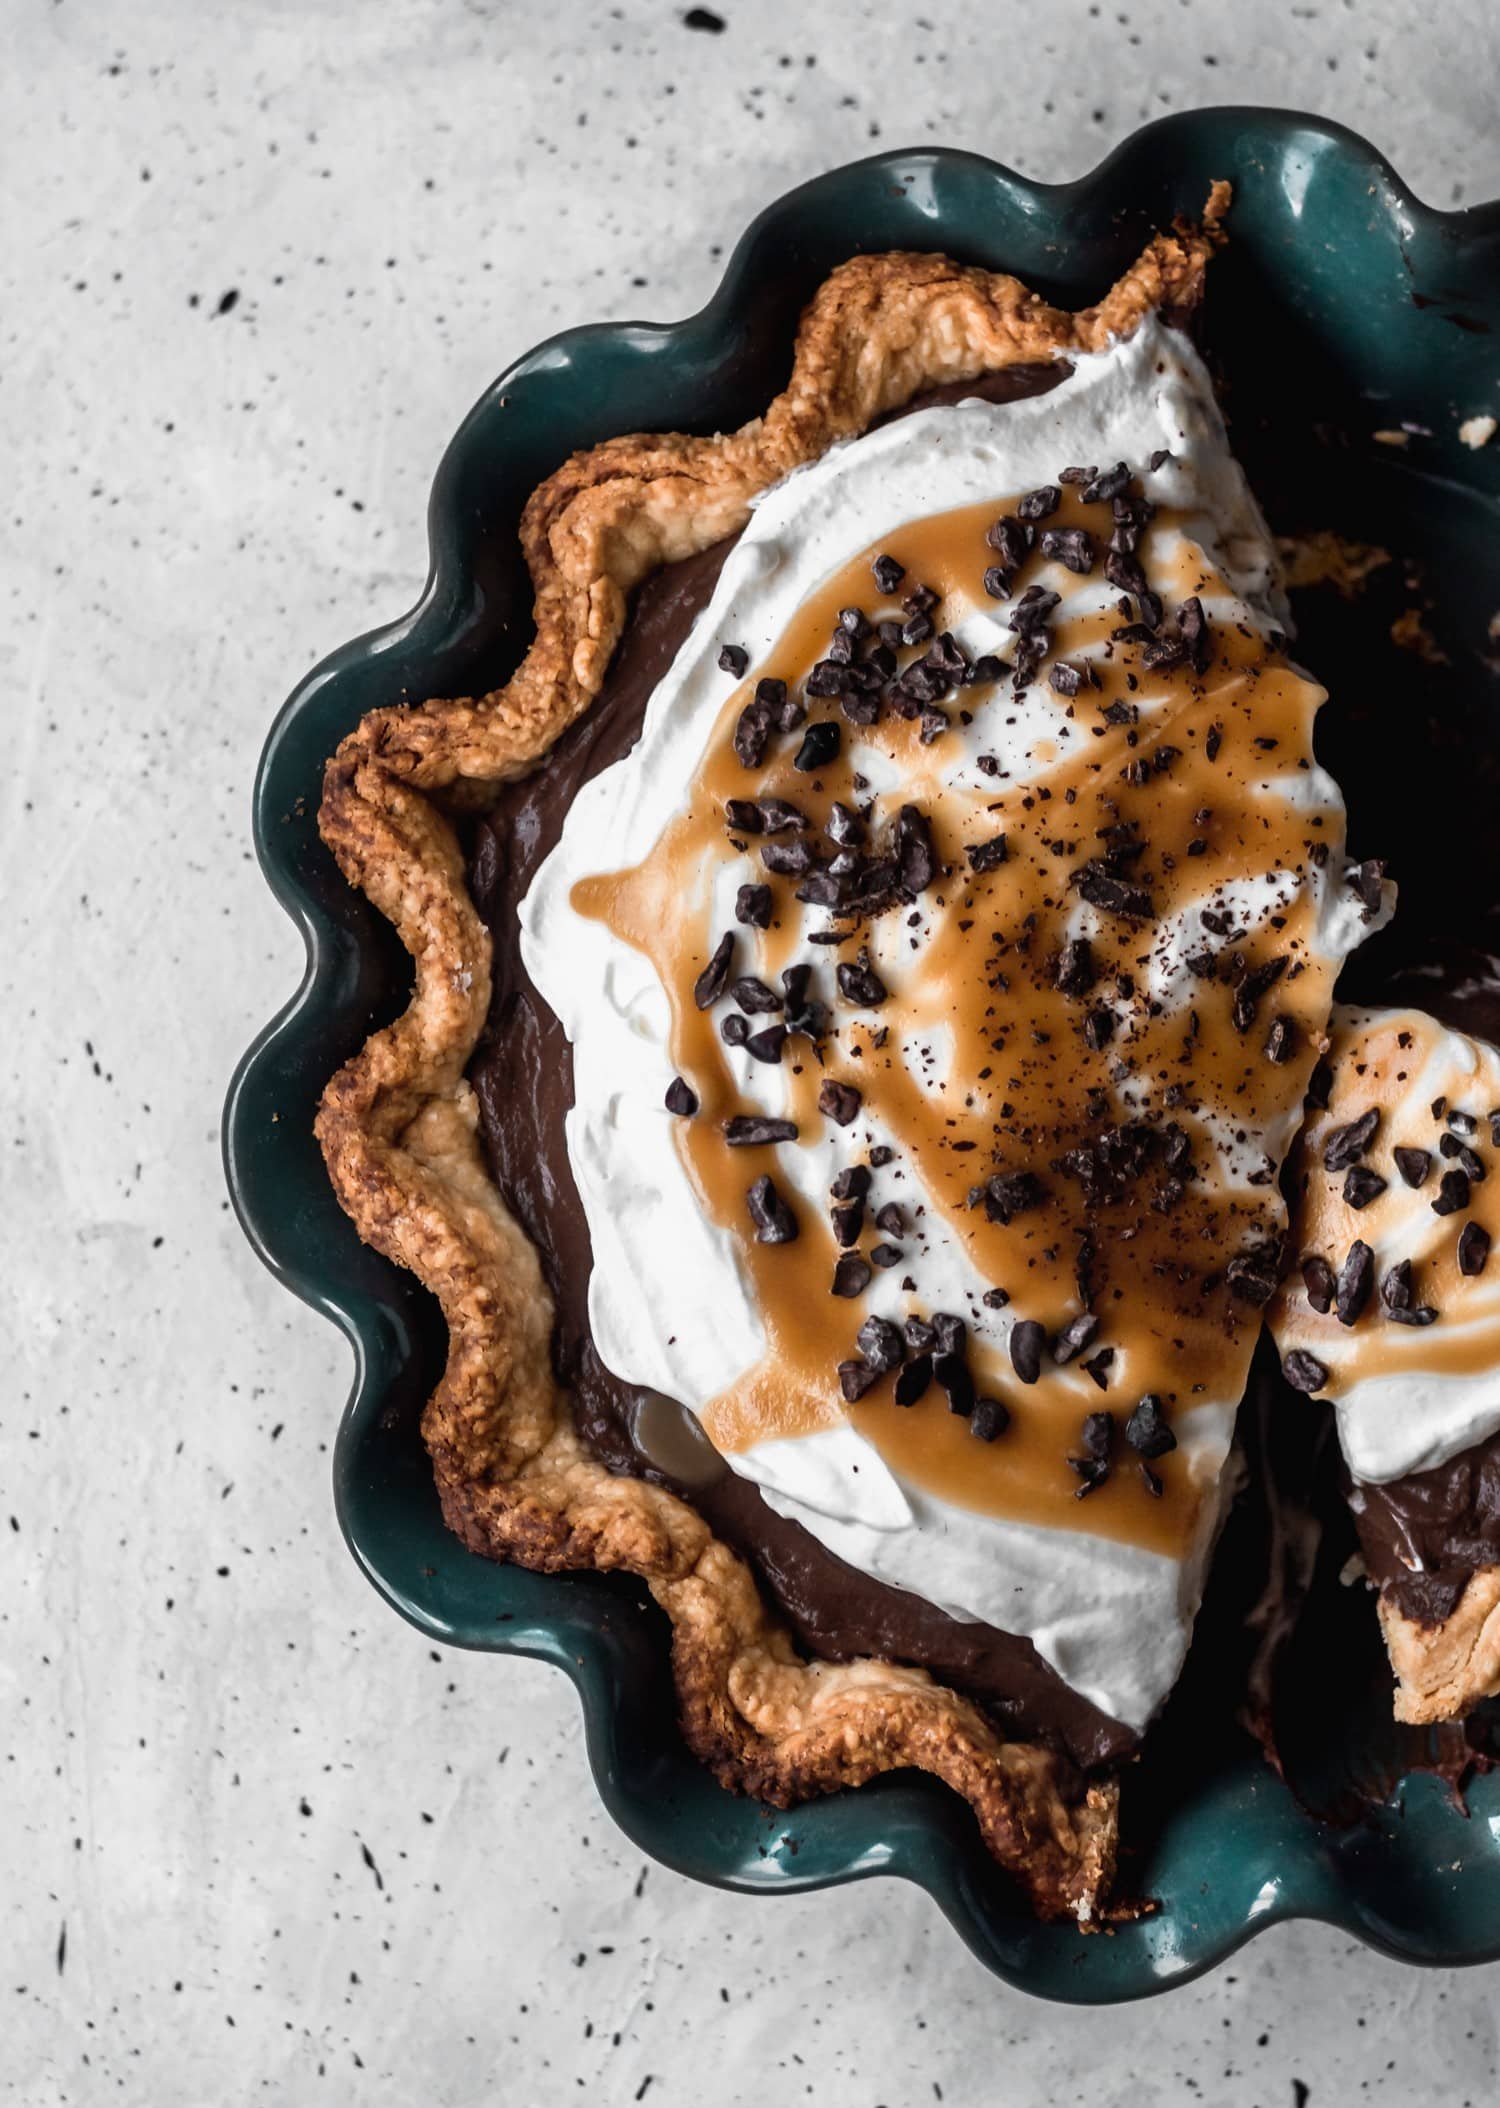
[1053,938,1098,998]
[972,654,1002,684]
[806,658,852,698]
[1007,584,1061,634]
[1226,1244,1283,1306]
[1040,525,1095,574]
[933,1351,975,1416]
[1139,1462,1164,1498]
[1009,1319,1045,1385]
[818,1079,862,1126]
[970,1397,1010,1442]
[1302,1254,1336,1313]
[856,1316,905,1373]
[1081,461,1132,504]
[665,1076,698,1117]
[981,566,1014,602]
[894,804,937,896]
[1119,1399,1175,1464]
[1460,1143,1488,1183]
[746,1174,797,1244]
[931,1313,966,1356]
[794,720,842,772]
[837,952,888,1008]
[724,796,765,836]
[1386,1303,1439,1328]
[1433,1168,1472,1216]
[837,1356,879,1402]
[868,1145,895,1168]
[831,1254,872,1299]
[755,675,787,710]
[1281,1349,1329,1394]
[1460,1222,1492,1276]
[1393,1145,1431,1188]
[1148,447,1174,472]
[1081,1348,1114,1389]
[733,701,772,768]
[985,1170,1044,1223]
[1074,860,1154,921]
[872,553,905,595]
[1343,1165,1388,1210]
[1083,1005,1115,1051]
[830,1200,865,1249]
[1323,1108,1379,1173]
[837,604,868,639]
[1059,463,1096,485]
[693,932,735,1009]
[1051,1313,1100,1365]
[870,1242,903,1270]
[826,801,864,848]
[718,643,748,677]
[903,1317,937,1354]
[758,796,807,834]
[1231,956,1287,1034]
[1049,660,1083,698]
[761,838,817,877]
[1381,1257,1414,1312]
[1449,1107,1478,1136]
[733,885,773,931]
[745,1024,788,1065]
[1263,1016,1295,1066]
[1017,484,1061,522]
[731,975,782,1015]
[723,1114,798,1147]
[1335,1238,1375,1326]
[1069,1457,1110,1498]
[874,1203,905,1236]
[830,1165,871,1200]
[985,514,1031,568]
[966,832,1009,875]
[720,1014,749,1048]
[901,610,934,646]
[894,1356,932,1408]
[1349,857,1386,917]
[1177,595,1210,675]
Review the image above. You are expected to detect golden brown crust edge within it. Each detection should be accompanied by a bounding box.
[1380,1569,1500,1725]
[313,192,1228,1924]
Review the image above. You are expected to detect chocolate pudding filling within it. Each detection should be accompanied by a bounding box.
[468,363,1146,1771]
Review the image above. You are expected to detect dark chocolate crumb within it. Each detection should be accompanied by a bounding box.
[718,644,748,678]
[1459,1222,1491,1276]
[831,1254,872,1298]
[1281,1349,1329,1394]
[723,1114,798,1146]
[746,1175,797,1244]
[1393,1146,1431,1188]
[664,1076,698,1117]
[893,1356,932,1407]
[1008,1319,1045,1385]
[1302,1254,1336,1314]
[1323,1108,1379,1173]
[1433,1168,1472,1216]
[693,932,735,1010]
[970,1397,1010,1442]
[1124,1395,1175,1457]
[1335,1238,1375,1326]
[818,1079,862,1125]
[1342,1165,1388,1210]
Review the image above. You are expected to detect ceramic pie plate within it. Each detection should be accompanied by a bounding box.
[224,110,1500,2001]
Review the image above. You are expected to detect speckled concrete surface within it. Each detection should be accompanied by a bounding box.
[5,3,1500,2102]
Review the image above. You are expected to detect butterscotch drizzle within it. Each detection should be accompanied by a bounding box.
[574,487,1344,1558]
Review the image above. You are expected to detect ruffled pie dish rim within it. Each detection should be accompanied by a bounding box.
[224,111,1500,2002]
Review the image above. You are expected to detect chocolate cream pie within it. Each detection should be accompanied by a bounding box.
[1272,1005,1500,1725]
[315,187,1405,1922]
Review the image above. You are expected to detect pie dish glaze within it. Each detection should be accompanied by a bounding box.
[226,115,1500,1999]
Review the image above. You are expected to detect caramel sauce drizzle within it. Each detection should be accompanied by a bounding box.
[1278,1009,1500,1391]
[574,489,1342,1557]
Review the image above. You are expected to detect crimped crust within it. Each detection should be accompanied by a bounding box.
[315,192,1227,1923]
[1379,1569,1500,1725]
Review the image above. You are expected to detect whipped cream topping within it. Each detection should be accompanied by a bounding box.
[1272,1005,1500,1487]
[521,320,1384,1729]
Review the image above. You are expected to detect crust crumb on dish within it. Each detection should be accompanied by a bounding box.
[314,191,1228,1923]
[1380,1569,1500,1726]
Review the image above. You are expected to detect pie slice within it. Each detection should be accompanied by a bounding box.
[1271,1003,1500,1723]
[315,189,1384,1921]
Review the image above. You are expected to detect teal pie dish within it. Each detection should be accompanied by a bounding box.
[224,110,1500,2000]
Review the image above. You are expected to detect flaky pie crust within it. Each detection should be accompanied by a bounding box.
[315,192,1229,1923]
[1380,1569,1500,1725]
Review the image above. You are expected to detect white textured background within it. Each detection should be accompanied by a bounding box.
[6,3,1500,2102]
